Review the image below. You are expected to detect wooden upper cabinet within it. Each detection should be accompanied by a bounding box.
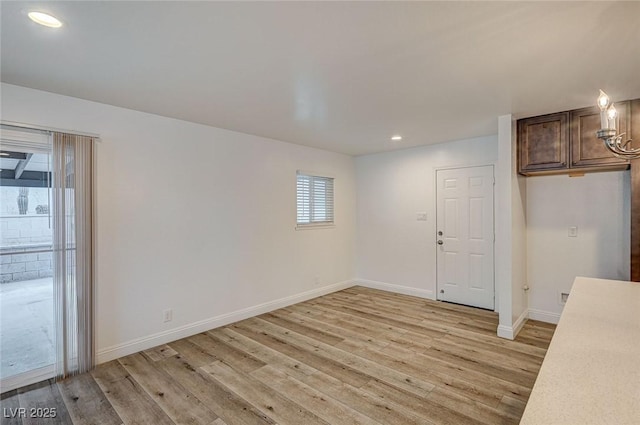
[517,100,635,175]
[518,112,568,174]
[570,101,630,168]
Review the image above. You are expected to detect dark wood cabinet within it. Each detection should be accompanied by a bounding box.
[518,102,632,176]
[518,112,568,173]
[570,102,630,168]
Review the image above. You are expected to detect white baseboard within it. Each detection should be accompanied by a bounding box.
[513,308,529,335]
[353,279,435,300]
[498,307,561,340]
[497,308,529,340]
[497,325,514,340]
[97,280,356,364]
[528,308,561,324]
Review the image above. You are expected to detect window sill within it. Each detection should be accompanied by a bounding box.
[295,224,336,231]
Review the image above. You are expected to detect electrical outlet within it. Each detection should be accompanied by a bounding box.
[163,309,173,323]
[568,226,578,237]
[559,292,570,305]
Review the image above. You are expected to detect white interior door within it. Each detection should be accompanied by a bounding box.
[436,165,495,310]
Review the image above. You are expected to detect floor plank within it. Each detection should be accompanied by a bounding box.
[0,390,23,425]
[142,345,177,362]
[166,338,217,368]
[201,361,329,425]
[360,379,484,425]
[90,361,174,425]
[293,370,433,425]
[118,353,218,424]
[231,320,373,388]
[6,286,555,425]
[57,373,122,425]
[187,332,266,373]
[250,316,437,398]
[157,355,275,425]
[251,364,383,425]
[16,379,73,425]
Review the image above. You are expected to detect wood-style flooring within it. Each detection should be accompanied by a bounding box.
[1,286,555,425]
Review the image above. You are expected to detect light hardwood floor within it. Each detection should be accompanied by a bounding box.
[1,286,555,425]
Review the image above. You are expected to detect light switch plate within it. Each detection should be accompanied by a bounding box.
[416,212,427,221]
[568,226,578,237]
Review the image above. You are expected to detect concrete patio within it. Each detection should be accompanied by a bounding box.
[0,277,54,379]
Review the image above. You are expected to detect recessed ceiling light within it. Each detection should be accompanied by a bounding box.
[28,11,62,28]
[391,135,403,141]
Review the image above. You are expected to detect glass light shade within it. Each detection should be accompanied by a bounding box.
[597,90,610,111]
[607,105,617,131]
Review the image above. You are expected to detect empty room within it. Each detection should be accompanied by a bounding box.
[0,1,638,424]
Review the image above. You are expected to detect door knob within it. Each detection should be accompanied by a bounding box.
[437,240,443,245]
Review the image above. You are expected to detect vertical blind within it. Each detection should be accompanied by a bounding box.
[296,172,334,225]
[52,132,95,379]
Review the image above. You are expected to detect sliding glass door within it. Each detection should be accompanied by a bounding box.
[0,127,55,389]
[1,125,96,392]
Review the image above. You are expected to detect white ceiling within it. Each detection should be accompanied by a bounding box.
[2,1,639,156]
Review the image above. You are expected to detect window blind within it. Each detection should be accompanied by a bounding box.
[1,124,51,154]
[297,172,334,225]
[52,132,95,378]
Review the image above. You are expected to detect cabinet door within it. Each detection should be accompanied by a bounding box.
[570,101,630,168]
[518,112,569,174]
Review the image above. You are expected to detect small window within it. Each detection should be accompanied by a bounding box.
[296,172,334,227]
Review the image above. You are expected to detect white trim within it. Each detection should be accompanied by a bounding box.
[433,161,498,173]
[295,224,336,231]
[354,279,435,300]
[497,308,528,340]
[497,324,515,340]
[513,308,529,336]
[296,169,335,179]
[0,365,54,394]
[497,308,561,340]
[528,308,561,324]
[96,280,355,364]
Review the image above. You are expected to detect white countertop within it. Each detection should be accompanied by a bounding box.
[520,277,640,425]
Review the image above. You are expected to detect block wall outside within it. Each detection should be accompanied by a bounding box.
[1,215,53,283]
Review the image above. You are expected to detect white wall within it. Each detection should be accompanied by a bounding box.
[1,83,356,361]
[527,171,630,323]
[4,82,628,359]
[355,135,498,298]
[511,170,528,326]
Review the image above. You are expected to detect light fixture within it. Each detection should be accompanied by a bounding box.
[596,90,639,159]
[28,11,62,28]
[391,135,402,141]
